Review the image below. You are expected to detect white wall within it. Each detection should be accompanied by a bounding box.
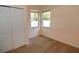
[40,6,79,48]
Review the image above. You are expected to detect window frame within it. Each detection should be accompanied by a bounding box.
[30,11,40,28]
[42,10,51,28]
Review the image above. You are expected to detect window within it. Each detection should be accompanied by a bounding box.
[42,11,50,27]
[31,12,39,28]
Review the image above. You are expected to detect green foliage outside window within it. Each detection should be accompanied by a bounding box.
[42,12,50,20]
[31,12,39,21]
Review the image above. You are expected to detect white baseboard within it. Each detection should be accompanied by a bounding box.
[41,34,79,48]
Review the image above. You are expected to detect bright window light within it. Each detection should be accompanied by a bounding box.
[31,12,39,28]
[42,11,50,27]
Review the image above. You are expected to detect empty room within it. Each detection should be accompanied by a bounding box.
[0,5,79,53]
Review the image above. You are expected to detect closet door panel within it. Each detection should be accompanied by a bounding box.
[11,8,25,48]
[0,7,13,52]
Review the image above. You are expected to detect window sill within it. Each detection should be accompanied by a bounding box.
[31,27,39,29]
[42,27,51,29]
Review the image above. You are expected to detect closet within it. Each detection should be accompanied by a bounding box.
[0,6,25,52]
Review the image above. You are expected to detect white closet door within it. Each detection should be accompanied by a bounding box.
[0,7,13,52]
[11,8,25,48]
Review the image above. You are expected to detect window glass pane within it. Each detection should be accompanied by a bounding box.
[43,20,50,27]
[31,12,39,27]
[42,11,50,27]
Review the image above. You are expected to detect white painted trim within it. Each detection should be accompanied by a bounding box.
[41,34,79,48]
